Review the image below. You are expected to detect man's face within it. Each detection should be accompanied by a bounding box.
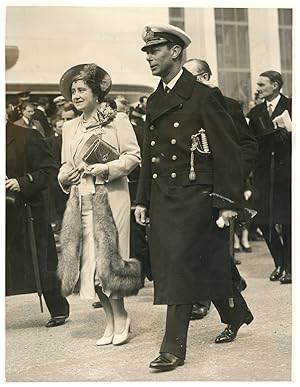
[55,120,64,135]
[145,44,174,78]
[183,61,209,82]
[23,106,35,120]
[256,76,277,100]
[62,110,75,122]
[56,103,65,112]
[141,97,147,108]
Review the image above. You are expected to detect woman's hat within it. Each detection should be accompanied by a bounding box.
[59,64,112,101]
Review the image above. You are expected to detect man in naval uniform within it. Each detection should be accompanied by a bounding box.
[135,24,254,372]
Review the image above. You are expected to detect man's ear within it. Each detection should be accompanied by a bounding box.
[171,45,182,59]
[272,81,279,91]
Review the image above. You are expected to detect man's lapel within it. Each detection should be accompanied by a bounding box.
[148,68,195,123]
[272,94,288,119]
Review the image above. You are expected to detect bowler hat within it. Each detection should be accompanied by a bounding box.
[141,24,191,52]
[59,63,112,101]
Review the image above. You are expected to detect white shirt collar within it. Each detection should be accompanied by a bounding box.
[22,116,30,125]
[265,94,281,112]
[163,69,183,91]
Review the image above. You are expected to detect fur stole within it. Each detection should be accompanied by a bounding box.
[57,185,142,297]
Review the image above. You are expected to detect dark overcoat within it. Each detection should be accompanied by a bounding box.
[136,68,244,305]
[33,108,53,137]
[6,121,60,295]
[248,94,291,225]
[224,96,258,180]
[14,116,46,138]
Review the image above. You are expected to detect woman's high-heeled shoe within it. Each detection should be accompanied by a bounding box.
[112,317,131,346]
[96,332,114,346]
[241,243,252,253]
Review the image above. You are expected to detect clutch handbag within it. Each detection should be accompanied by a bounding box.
[82,134,119,165]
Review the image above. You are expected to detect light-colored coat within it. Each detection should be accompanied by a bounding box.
[57,112,142,297]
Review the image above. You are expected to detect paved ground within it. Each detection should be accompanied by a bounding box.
[5,241,293,382]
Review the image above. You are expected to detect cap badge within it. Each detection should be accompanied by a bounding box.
[144,26,155,42]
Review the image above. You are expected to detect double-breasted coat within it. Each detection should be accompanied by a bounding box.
[136,68,244,305]
[248,94,291,225]
[6,121,60,295]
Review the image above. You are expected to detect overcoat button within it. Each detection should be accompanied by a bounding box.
[152,173,158,179]
[149,125,155,131]
[173,122,179,128]
[172,155,177,161]
[171,172,177,178]
[151,157,156,163]
[150,140,156,146]
[178,103,183,109]
[171,139,177,145]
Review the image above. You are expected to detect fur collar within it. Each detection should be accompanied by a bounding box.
[57,185,142,297]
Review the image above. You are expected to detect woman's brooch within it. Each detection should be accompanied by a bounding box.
[97,102,118,127]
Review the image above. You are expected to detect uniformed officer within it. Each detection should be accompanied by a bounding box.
[52,95,67,120]
[135,24,254,372]
[11,91,31,122]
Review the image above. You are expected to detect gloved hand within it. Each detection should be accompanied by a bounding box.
[273,127,290,144]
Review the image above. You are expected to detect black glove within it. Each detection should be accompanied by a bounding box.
[273,127,290,144]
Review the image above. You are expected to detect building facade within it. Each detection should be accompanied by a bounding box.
[5,6,293,106]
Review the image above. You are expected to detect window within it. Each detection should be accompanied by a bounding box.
[169,8,185,31]
[215,8,251,107]
[169,8,186,61]
[278,9,292,96]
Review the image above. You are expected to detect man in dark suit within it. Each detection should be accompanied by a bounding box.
[248,71,292,284]
[135,24,253,372]
[183,58,258,319]
[33,96,53,137]
[14,102,45,138]
[6,115,70,327]
[10,91,31,122]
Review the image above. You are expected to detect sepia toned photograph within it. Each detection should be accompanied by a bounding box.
[4,0,295,382]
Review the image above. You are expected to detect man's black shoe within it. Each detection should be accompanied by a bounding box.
[280,272,292,284]
[215,311,254,343]
[92,301,103,308]
[190,304,208,320]
[149,352,184,371]
[269,266,283,281]
[46,316,68,328]
[235,277,247,292]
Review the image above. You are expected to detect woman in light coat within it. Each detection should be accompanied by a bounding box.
[57,63,142,346]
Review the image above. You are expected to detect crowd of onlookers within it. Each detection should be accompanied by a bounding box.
[5,88,280,266]
[6,91,148,239]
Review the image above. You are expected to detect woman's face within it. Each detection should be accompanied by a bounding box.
[71,79,96,112]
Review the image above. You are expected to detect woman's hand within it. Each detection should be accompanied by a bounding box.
[59,164,81,186]
[84,163,109,178]
[216,209,238,228]
[5,178,20,192]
